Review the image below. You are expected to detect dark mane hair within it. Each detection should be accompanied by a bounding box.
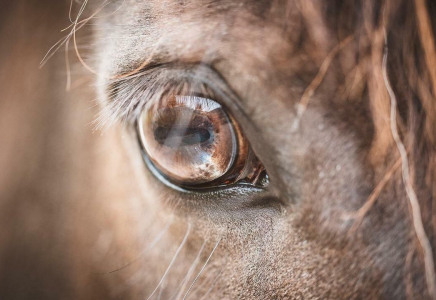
[306,0,436,297]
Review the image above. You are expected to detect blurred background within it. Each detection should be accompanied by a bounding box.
[0,1,118,298]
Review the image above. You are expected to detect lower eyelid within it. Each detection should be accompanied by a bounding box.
[142,148,280,216]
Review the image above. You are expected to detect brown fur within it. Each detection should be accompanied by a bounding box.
[1,0,436,299]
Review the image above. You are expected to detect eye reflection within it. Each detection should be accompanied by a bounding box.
[138,94,268,189]
[139,96,237,185]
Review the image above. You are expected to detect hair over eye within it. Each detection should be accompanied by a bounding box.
[137,93,268,189]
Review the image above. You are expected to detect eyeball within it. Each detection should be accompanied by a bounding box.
[138,94,268,189]
[138,95,237,184]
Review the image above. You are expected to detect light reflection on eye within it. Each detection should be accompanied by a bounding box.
[138,94,268,189]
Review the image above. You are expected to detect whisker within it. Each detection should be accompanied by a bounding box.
[187,263,220,298]
[72,0,108,75]
[65,38,71,91]
[91,217,174,275]
[41,0,111,69]
[40,35,71,67]
[41,11,92,68]
[172,238,208,300]
[68,0,74,23]
[146,223,192,300]
[157,278,166,300]
[199,267,225,300]
[182,237,222,300]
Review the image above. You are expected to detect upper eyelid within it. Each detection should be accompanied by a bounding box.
[99,63,244,129]
[99,65,175,128]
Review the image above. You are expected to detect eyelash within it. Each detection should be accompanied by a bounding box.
[96,65,219,130]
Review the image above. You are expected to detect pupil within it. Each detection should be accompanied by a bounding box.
[154,126,212,147]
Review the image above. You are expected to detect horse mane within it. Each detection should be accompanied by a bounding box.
[303,0,436,296]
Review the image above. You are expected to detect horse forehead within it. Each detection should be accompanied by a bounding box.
[98,0,302,81]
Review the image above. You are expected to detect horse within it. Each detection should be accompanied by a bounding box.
[0,0,435,298]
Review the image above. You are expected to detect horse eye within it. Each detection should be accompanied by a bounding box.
[137,94,268,189]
